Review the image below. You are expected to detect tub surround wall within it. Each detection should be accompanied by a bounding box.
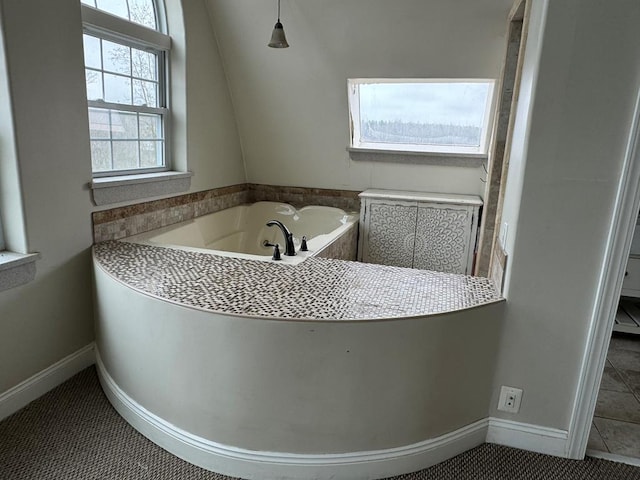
[92,184,249,243]
[92,184,361,243]
[316,221,359,261]
[93,240,503,477]
[248,184,360,212]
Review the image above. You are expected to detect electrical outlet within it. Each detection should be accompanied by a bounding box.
[501,222,509,249]
[498,386,523,413]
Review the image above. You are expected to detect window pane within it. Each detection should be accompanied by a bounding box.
[88,108,111,139]
[83,35,101,69]
[104,73,132,104]
[128,0,157,29]
[91,140,112,172]
[112,141,139,170]
[96,0,128,20]
[93,0,157,30]
[110,111,138,139]
[102,40,131,75]
[133,79,157,107]
[139,113,161,139]
[85,69,103,101]
[83,0,167,174]
[140,141,163,167]
[132,48,157,81]
[358,82,491,148]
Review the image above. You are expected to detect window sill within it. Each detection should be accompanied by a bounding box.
[0,251,39,292]
[90,171,193,206]
[347,147,487,167]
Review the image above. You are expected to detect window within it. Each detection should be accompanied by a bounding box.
[81,0,170,177]
[348,79,495,158]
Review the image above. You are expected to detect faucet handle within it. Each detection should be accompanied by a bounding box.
[272,243,281,261]
[300,235,308,252]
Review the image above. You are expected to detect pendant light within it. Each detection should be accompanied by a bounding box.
[268,0,289,48]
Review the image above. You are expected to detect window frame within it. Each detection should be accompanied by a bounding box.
[348,78,496,160]
[81,3,171,178]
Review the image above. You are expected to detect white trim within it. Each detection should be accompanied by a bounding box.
[90,171,192,205]
[586,450,640,468]
[347,147,486,167]
[347,78,496,157]
[0,251,39,272]
[81,4,171,50]
[0,251,39,292]
[0,343,95,421]
[487,418,569,457]
[96,350,488,480]
[566,86,640,459]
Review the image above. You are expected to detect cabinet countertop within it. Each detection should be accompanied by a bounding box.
[358,189,484,206]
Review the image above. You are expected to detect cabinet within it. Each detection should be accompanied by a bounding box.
[622,257,640,297]
[358,189,483,275]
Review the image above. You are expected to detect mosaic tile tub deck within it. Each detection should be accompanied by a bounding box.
[93,241,502,321]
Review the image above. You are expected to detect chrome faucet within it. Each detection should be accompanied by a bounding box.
[266,220,296,256]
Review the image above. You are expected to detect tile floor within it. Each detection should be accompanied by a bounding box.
[589,332,640,457]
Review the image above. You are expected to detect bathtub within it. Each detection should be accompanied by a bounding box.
[124,201,358,263]
[93,203,504,480]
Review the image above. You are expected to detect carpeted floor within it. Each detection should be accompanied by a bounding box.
[1,367,640,479]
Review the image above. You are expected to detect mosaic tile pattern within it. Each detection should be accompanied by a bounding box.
[93,186,250,243]
[93,241,502,320]
[315,223,359,261]
[248,184,361,212]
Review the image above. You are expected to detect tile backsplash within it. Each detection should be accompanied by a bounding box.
[93,183,360,243]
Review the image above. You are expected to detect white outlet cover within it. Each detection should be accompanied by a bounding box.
[498,385,523,413]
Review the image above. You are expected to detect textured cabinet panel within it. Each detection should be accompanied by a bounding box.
[359,190,482,275]
[364,202,416,268]
[413,205,472,274]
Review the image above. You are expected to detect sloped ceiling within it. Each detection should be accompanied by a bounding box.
[205,0,515,195]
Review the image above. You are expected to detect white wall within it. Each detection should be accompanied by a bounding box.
[175,0,245,192]
[0,0,243,394]
[0,0,94,393]
[206,0,514,197]
[493,0,640,430]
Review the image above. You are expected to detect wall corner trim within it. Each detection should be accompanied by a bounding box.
[566,87,640,460]
[0,343,95,422]
[487,417,569,457]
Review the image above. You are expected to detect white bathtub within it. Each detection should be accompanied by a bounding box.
[125,201,358,263]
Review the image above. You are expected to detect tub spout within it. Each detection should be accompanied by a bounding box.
[266,220,296,256]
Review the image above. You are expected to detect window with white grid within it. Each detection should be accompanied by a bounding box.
[81,0,170,176]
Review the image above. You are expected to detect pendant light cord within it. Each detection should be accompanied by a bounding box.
[277,0,281,22]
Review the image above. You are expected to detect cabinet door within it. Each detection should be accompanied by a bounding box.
[362,201,416,268]
[412,204,474,274]
[622,257,640,297]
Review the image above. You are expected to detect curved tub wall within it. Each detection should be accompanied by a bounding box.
[94,263,503,478]
[126,202,357,260]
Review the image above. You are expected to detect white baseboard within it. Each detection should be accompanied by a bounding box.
[96,350,489,480]
[0,342,95,421]
[586,449,640,467]
[487,417,569,457]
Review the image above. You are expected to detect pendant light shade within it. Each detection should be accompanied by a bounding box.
[268,0,289,48]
